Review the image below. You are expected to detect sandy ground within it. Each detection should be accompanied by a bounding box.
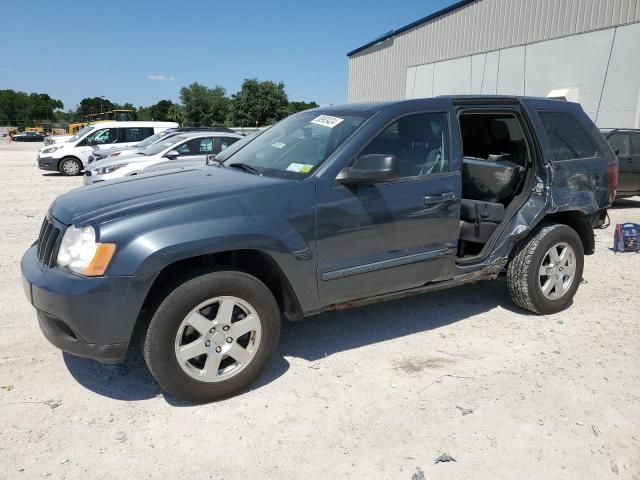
[0,141,639,480]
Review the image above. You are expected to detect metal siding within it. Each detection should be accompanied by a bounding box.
[348,0,640,101]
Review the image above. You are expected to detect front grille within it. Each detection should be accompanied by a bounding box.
[36,217,61,268]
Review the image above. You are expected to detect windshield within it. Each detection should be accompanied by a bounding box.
[222,111,371,178]
[68,125,95,142]
[137,129,176,148]
[141,134,187,156]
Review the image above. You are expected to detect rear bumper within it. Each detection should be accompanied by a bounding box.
[21,244,157,364]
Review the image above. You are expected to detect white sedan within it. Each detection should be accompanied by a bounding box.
[83,131,241,185]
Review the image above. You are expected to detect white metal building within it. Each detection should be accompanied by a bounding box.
[347,0,640,128]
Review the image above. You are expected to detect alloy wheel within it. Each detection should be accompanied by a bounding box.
[174,296,262,382]
[538,242,576,300]
[62,160,79,175]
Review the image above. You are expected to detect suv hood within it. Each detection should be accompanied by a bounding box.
[50,166,287,225]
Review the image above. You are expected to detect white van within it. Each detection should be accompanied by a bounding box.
[37,121,178,175]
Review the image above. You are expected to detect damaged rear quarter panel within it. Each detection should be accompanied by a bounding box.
[487,99,613,266]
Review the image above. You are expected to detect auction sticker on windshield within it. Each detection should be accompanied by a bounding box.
[310,115,344,129]
[286,163,313,173]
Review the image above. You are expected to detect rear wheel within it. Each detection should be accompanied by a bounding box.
[143,270,281,403]
[507,223,584,314]
[59,157,82,176]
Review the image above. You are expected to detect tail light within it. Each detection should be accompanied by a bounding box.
[608,161,618,201]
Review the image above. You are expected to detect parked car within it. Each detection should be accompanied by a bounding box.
[83,131,241,184]
[36,121,178,176]
[88,127,237,164]
[601,128,640,198]
[43,134,73,146]
[139,129,266,175]
[12,131,45,142]
[87,128,178,164]
[21,96,616,403]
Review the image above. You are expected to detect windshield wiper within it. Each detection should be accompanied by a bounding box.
[227,162,262,175]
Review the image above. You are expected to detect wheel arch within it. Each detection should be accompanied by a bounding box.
[540,211,595,255]
[58,155,83,171]
[138,249,303,333]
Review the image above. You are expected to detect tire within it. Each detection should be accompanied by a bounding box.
[58,157,82,176]
[507,223,584,315]
[143,270,281,403]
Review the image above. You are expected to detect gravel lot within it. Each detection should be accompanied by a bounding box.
[1,141,639,479]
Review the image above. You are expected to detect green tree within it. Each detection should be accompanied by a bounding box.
[179,83,229,127]
[137,100,175,121]
[228,79,289,127]
[167,104,185,124]
[76,97,115,118]
[0,89,63,125]
[287,100,319,115]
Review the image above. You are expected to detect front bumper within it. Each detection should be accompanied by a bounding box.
[37,155,59,171]
[21,244,156,364]
[83,170,115,185]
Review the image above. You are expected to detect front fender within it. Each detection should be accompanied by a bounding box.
[99,205,318,312]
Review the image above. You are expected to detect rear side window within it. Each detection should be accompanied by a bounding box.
[118,127,154,143]
[538,111,596,161]
[630,133,640,155]
[608,133,631,156]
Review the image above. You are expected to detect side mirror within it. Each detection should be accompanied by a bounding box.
[337,154,399,185]
[613,148,620,156]
[165,149,180,160]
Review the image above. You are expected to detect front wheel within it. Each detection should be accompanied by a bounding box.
[143,270,281,403]
[58,157,82,176]
[507,223,584,314]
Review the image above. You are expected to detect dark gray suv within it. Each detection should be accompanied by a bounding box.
[21,96,616,403]
[601,128,640,198]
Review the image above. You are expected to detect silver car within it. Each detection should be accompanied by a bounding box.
[84,131,241,185]
[139,129,266,175]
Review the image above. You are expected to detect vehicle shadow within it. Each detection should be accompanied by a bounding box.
[41,173,64,177]
[63,277,528,405]
[611,197,640,209]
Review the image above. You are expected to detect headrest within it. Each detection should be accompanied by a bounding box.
[490,120,510,142]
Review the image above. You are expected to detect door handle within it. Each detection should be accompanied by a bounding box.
[424,192,455,205]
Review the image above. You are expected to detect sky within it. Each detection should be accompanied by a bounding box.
[1,0,457,110]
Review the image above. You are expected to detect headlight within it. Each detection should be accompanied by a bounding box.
[56,225,116,276]
[42,146,62,154]
[96,163,127,175]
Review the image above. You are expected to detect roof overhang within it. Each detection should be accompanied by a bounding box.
[347,0,476,57]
